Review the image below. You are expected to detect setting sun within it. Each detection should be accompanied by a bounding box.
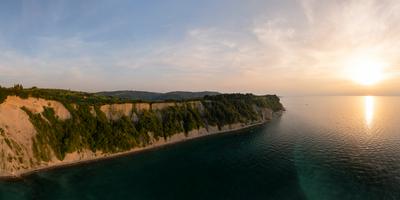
[345,55,387,86]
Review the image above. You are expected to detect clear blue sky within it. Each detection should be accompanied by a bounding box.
[0,0,399,95]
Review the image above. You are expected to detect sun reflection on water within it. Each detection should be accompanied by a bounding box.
[364,96,374,127]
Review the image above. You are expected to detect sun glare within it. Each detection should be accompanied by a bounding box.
[345,55,386,86]
[364,96,374,127]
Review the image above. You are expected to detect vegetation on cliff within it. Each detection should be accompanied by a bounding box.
[0,85,283,162]
[0,85,214,104]
[0,84,125,105]
[96,90,220,101]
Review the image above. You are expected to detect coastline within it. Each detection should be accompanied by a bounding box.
[1,115,280,180]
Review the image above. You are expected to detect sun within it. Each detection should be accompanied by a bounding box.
[345,55,386,86]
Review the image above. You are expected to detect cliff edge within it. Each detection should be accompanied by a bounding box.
[0,88,283,177]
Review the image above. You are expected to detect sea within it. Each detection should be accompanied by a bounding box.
[1,96,400,200]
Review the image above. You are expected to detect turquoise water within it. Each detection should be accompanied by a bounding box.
[1,96,400,199]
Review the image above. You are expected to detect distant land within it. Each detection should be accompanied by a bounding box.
[0,85,283,178]
[96,91,221,101]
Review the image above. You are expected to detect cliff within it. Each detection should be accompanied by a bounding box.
[0,89,283,177]
[96,91,221,101]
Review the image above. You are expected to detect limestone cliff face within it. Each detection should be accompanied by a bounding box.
[99,101,205,121]
[0,96,278,177]
[100,103,134,121]
[0,96,70,176]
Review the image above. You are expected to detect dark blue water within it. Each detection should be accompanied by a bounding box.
[1,96,400,200]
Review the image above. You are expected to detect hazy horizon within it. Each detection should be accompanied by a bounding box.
[1,0,400,96]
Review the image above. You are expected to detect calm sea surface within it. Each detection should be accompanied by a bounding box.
[1,96,400,200]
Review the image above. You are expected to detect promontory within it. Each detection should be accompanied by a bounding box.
[0,85,284,177]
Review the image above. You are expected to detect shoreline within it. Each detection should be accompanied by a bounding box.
[1,117,278,180]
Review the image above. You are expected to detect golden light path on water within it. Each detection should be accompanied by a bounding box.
[364,96,374,128]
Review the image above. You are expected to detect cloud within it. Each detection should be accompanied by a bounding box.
[144,0,400,94]
[2,0,400,95]
[72,0,400,94]
[0,35,109,90]
[253,19,295,45]
[298,0,316,24]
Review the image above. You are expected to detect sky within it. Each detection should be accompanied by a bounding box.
[1,0,400,95]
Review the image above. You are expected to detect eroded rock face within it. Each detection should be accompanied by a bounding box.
[0,96,71,176]
[134,103,150,112]
[5,96,71,120]
[98,101,203,120]
[100,103,134,121]
[151,102,176,110]
[100,102,172,121]
[261,108,273,121]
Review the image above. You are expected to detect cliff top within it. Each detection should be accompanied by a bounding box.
[0,85,282,110]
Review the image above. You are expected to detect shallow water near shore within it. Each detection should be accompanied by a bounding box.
[1,96,400,199]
